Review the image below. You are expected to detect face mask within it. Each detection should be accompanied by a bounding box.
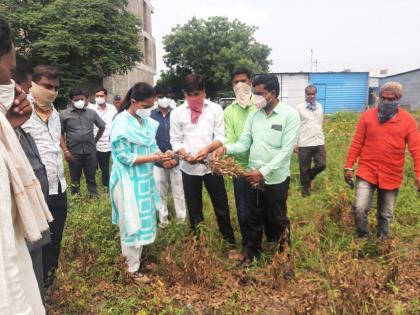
[0,79,16,113]
[73,100,85,109]
[170,99,176,109]
[186,93,205,124]
[157,97,172,109]
[234,82,252,108]
[95,97,106,105]
[378,99,399,123]
[254,94,268,109]
[186,94,205,111]
[31,82,58,112]
[136,108,150,119]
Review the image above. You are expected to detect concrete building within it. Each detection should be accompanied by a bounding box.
[103,0,156,99]
[380,68,420,110]
[272,72,369,113]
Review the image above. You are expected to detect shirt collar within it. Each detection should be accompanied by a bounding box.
[272,101,282,114]
[185,99,209,109]
[157,107,171,116]
[71,106,87,112]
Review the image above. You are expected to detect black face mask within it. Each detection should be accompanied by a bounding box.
[378,99,399,124]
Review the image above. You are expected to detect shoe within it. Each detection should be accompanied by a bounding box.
[132,272,152,284]
[301,187,311,197]
[237,256,253,268]
[284,270,295,281]
[159,222,169,229]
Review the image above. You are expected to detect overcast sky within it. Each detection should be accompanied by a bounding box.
[151,0,420,79]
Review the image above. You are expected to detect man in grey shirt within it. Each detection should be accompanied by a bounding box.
[60,88,105,196]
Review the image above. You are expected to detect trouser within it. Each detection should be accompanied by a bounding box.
[69,152,98,195]
[353,177,399,239]
[233,177,252,247]
[247,177,291,260]
[114,185,144,273]
[181,171,235,245]
[43,187,68,286]
[298,145,326,190]
[153,165,187,225]
[29,247,44,299]
[121,243,143,273]
[27,230,50,300]
[96,151,111,188]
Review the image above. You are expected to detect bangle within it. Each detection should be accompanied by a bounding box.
[64,150,69,154]
[344,168,353,171]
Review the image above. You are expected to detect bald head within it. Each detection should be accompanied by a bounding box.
[380,82,403,100]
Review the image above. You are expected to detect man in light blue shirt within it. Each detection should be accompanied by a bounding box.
[214,74,300,271]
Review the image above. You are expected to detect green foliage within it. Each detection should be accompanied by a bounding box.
[0,0,142,104]
[158,16,271,98]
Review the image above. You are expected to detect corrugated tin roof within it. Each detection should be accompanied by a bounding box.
[380,68,420,79]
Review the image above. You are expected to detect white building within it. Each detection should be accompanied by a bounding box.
[103,0,156,99]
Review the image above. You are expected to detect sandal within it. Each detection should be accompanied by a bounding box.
[132,272,152,284]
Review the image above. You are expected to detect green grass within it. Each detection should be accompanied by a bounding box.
[47,112,420,315]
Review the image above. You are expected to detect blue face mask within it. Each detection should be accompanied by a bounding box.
[378,99,399,123]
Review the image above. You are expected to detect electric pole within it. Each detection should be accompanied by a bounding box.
[310,49,313,72]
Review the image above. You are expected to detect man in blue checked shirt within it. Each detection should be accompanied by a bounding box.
[150,85,186,228]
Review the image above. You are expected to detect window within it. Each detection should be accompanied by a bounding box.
[143,37,149,65]
[143,0,149,33]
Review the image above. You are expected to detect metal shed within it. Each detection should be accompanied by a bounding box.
[379,68,420,110]
[309,72,369,114]
[272,72,369,113]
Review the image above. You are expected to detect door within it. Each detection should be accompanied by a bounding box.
[314,84,326,108]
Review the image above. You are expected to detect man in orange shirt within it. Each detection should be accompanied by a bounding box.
[345,82,420,239]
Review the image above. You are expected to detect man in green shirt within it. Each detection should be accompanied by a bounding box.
[214,74,300,269]
[224,67,255,251]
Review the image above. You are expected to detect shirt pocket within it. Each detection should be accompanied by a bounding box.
[266,127,283,148]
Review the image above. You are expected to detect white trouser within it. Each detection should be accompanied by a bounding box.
[153,165,187,225]
[114,185,143,273]
[120,241,143,273]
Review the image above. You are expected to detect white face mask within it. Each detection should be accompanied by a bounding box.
[0,79,16,112]
[157,97,172,109]
[136,108,150,119]
[73,100,85,109]
[234,82,252,108]
[95,97,106,105]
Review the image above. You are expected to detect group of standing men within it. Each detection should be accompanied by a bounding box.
[1,13,420,313]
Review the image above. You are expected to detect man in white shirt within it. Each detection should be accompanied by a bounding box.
[92,87,117,190]
[296,85,326,197]
[170,74,235,245]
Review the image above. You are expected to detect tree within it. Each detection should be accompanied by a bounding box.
[0,0,142,104]
[158,16,271,98]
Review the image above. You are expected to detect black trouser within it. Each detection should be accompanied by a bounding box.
[233,177,252,247]
[69,152,98,194]
[96,151,111,188]
[182,172,235,245]
[43,188,68,286]
[298,145,326,190]
[247,177,291,260]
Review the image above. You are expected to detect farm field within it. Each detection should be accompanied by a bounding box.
[47,112,420,315]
